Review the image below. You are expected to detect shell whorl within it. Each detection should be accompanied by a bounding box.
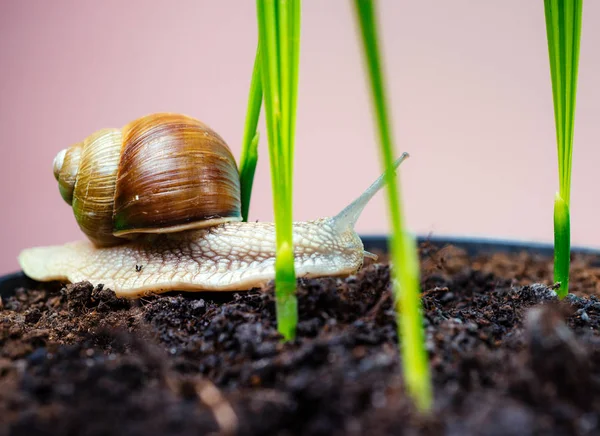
[72,128,123,246]
[53,113,242,247]
[53,142,83,204]
[113,113,242,236]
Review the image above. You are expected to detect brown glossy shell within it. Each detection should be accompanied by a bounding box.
[113,113,241,236]
[53,113,242,247]
[53,142,82,204]
[72,128,123,246]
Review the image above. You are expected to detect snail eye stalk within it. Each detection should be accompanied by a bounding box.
[543,0,584,298]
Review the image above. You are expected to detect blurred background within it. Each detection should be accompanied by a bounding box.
[0,1,598,275]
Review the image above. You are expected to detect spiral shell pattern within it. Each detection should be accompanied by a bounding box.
[53,113,241,247]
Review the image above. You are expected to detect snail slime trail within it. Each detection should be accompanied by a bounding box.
[19,112,409,297]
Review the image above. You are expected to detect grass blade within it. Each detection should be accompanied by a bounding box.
[351,0,432,412]
[256,0,300,340]
[554,194,570,296]
[239,45,263,222]
[543,0,583,298]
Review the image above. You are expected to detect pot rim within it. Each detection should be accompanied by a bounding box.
[361,234,600,256]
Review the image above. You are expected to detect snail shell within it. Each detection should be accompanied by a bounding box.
[53,113,242,247]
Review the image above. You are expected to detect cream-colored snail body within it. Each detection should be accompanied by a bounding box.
[18,112,408,298]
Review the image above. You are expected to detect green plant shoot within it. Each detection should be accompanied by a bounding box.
[255,0,301,340]
[543,0,583,298]
[239,44,263,222]
[352,0,432,412]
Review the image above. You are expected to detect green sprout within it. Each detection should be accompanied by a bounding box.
[543,0,583,298]
[255,0,301,340]
[239,44,263,222]
[352,0,432,412]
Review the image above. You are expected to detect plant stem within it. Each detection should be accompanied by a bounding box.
[554,194,570,297]
[256,0,300,340]
[239,44,263,222]
[351,0,432,412]
[543,0,583,298]
[274,241,298,339]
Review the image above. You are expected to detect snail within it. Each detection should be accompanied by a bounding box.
[18,113,408,298]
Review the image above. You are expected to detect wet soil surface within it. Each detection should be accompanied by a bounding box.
[1,243,600,435]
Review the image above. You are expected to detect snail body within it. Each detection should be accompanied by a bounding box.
[19,113,408,298]
[19,219,364,296]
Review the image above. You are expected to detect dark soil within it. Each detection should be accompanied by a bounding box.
[2,242,600,435]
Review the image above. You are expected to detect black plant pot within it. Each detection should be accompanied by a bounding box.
[1,235,597,298]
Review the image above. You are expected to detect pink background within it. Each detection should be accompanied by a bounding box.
[0,1,599,275]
